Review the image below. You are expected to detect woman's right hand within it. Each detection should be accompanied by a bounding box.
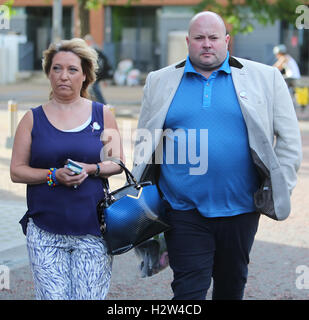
[55,167,88,188]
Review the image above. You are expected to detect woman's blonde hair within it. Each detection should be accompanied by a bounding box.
[42,38,98,99]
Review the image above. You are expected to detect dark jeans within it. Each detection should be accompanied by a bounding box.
[164,209,260,300]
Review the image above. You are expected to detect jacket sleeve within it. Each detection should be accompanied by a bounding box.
[136,71,153,130]
[132,72,154,180]
[272,67,302,192]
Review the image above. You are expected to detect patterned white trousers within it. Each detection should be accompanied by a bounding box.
[26,218,112,300]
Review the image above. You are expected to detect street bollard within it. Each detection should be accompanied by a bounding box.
[5,99,18,148]
[295,87,309,109]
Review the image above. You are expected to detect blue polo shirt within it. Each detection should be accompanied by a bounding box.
[158,52,260,217]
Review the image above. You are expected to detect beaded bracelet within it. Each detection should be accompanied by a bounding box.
[47,168,59,187]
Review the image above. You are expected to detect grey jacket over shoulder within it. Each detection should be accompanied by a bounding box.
[132,56,302,221]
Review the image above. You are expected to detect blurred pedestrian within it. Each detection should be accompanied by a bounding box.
[132,12,302,300]
[10,38,124,300]
[273,44,301,82]
[273,44,301,105]
[84,34,113,104]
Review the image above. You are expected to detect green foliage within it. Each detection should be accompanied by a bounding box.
[83,0,140,10]
[83,0,102,10]
[7,0,302,37]
[194,0,303,35]
[3,0,16,17]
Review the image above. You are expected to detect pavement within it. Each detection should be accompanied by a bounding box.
[0,73,309,300]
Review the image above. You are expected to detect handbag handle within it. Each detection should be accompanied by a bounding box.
[106,157,138,186]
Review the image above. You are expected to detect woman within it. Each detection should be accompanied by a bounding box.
[10,38,124,300]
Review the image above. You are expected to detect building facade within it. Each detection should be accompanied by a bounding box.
[2,0,308,75]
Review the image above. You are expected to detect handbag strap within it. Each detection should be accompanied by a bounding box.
[106,157,138,185]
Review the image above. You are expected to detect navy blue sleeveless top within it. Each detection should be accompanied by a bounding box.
[20,102,105,236]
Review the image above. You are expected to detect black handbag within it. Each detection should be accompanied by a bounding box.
[97,160,170,255]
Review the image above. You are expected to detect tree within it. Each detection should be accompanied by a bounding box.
[79,0,90,37]
[195,0,304,35]
[81,0,303,36]
[6,0,304,36]
[3,0,16,16]
[78,0,136,37]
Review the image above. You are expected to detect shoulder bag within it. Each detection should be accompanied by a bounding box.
[97,159,170,255]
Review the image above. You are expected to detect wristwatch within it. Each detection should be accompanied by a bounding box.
[94,163,101,177]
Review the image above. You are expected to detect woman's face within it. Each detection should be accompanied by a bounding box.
[48,51,86,101]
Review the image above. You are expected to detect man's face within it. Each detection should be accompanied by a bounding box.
[186,14,230,74]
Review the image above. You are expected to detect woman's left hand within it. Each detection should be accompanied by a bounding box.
[56,166,88,188]
[71,161,97,176]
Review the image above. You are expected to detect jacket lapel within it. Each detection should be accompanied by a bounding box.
[230,63,250,112]
[230,60,274,168]
[231,63,265,126]
[146,63,185,129]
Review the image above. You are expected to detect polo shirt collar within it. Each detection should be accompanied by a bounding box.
[185,51,231,76]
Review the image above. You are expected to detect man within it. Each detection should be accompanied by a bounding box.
[273,44,301,81]
[84,34,113,104]
[132,12,302,300]
[273,44,301,107]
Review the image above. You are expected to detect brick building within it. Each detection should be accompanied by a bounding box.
[2,0,309,75]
